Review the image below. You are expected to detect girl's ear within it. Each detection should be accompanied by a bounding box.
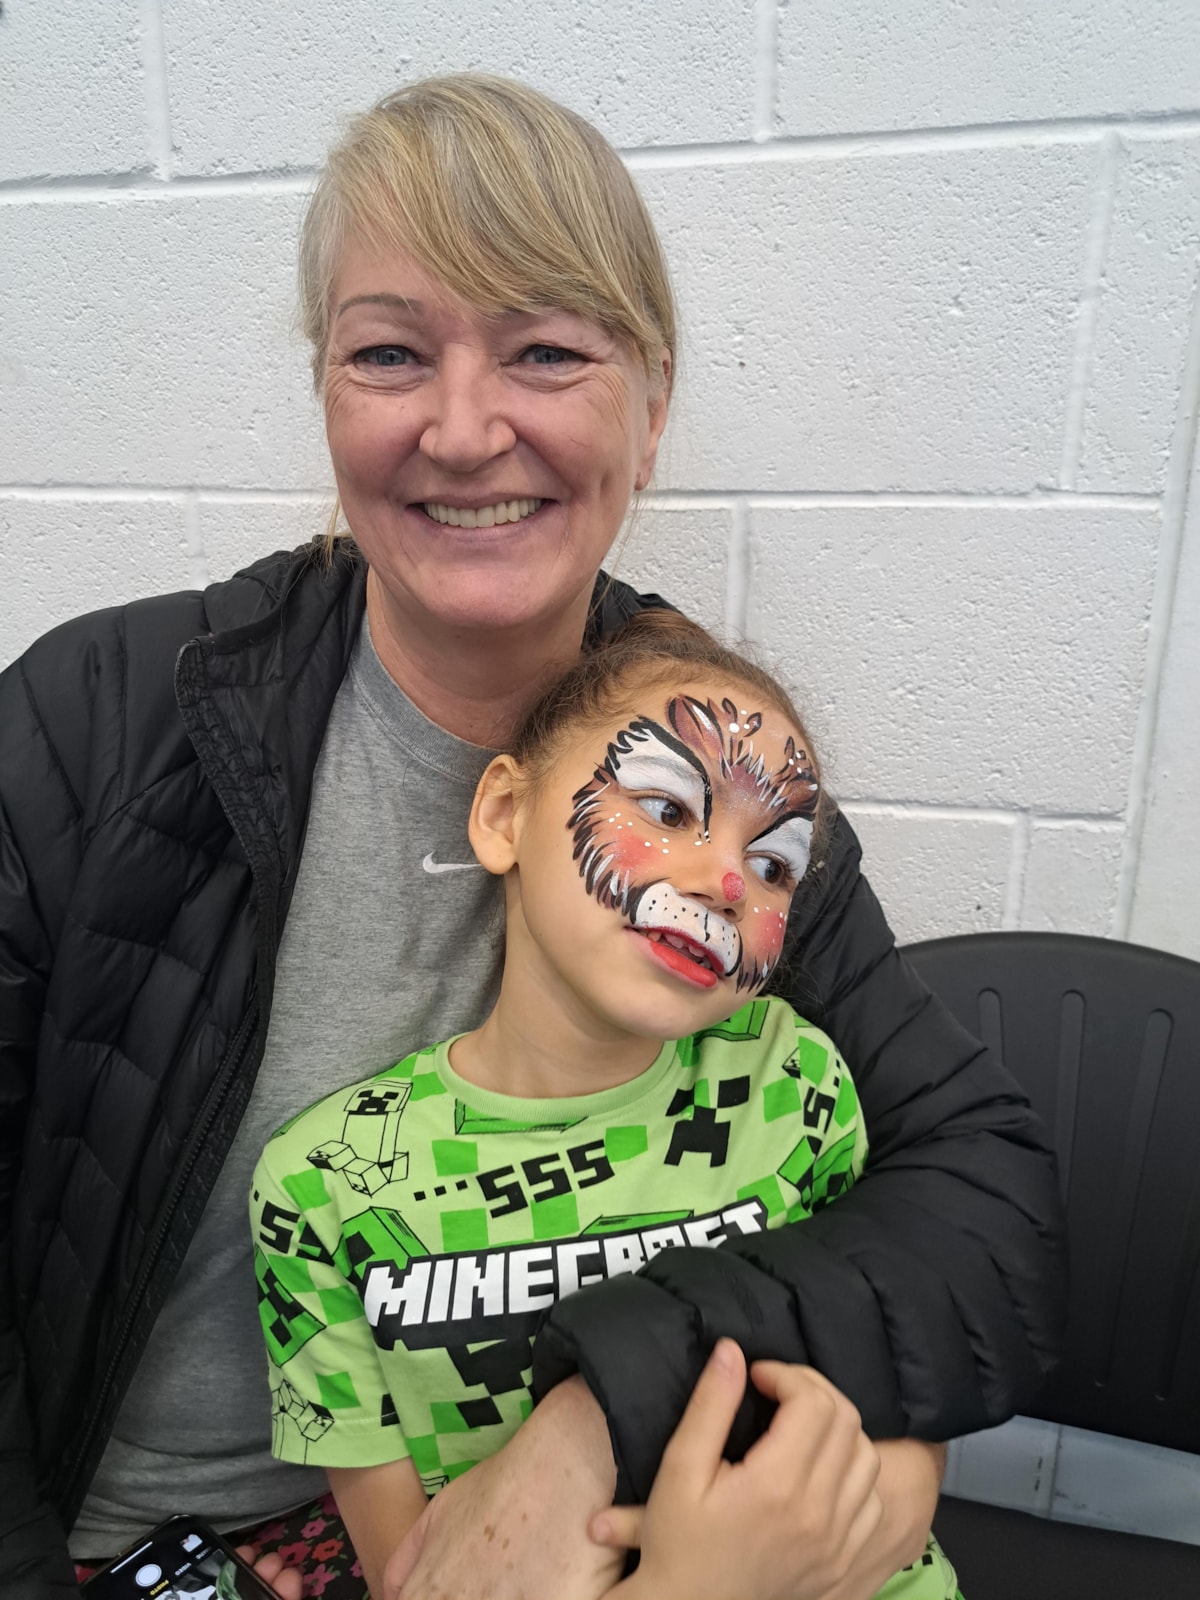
[469,754,526,875]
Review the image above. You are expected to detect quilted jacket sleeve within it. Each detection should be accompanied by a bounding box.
[532,810,1067,1504]
[0,660,87,1597]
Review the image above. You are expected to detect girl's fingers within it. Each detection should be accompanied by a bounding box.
[746,1361,864,1485]
[234,1546,303,1600]
[658,1339,747,1493]
[748,1358,842,1406]
[589,1506,646,1549]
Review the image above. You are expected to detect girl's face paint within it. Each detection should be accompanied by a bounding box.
[508,681,819,1042]
[563,686,819,995]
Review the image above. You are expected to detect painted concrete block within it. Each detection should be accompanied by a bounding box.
[197,498,329,584]
[776,0,1200,136]
[1078,138,1200,494]
[605,504,731,636]
[943,1416,1060,1515]
[637,144,1096,492]
[1052,1425,1200,1545]
[839,806,1013,944]
[0,195,326,489]
[1130,425,1200,962]
[1020,822,1123,936]
[746,504,1159,812]
[164,0,754,175]
[0,497,194,671]
[0,2,148,182]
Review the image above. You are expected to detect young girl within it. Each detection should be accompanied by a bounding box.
[250,612,960,1600]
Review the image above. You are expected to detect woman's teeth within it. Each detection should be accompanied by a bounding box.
[423,498,544,527]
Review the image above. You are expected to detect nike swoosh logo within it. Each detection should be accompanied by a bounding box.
[421,852,482,874]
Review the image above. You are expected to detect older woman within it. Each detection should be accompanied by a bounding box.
[0,75,1063,1600]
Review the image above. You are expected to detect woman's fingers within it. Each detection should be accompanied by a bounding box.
[589,1505,646,1549]
[657,1338,747,1493]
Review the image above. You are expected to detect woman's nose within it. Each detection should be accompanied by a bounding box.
[419,355,517,472]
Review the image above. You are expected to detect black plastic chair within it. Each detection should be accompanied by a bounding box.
[903,932,1200,1599]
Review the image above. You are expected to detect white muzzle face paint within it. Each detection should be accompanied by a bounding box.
[629,882,741,979]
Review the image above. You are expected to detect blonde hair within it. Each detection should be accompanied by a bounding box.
[299,74,676,393]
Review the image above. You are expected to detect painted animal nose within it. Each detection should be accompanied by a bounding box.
[722,871,746,905]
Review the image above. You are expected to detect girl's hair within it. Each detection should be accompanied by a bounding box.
[510,608,824,824]
[299,73,676,393]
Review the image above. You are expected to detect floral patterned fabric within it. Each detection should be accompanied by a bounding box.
[233,1492,367,1599]
[74,1492,368,1600]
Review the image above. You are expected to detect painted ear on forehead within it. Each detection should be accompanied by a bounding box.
[667,695,819,815]
[667,695,750,769]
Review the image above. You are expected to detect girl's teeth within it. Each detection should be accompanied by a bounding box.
[423,498,543,527]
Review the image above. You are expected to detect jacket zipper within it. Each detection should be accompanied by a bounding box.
[58,999,260,1512]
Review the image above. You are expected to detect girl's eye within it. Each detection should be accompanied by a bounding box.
[519,343,582,367]
[748,855,789,888]
[355,345,417,368]
[637,795,688,828]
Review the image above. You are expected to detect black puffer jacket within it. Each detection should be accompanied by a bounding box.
[0,543,1065,1596]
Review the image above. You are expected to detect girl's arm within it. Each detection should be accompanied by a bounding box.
[328,1459,429,1600]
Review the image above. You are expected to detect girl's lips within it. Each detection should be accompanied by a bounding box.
[628,927,721,990]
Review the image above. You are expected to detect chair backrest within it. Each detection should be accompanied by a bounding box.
[904,931,1200,1455]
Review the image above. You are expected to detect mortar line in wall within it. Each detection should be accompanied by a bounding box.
[1001,812,1033,929]
[672,489,1158,508]
[139,0,173,180]
[752,0,780,142]
[0,171,318,203]
[1059,132,1121,490]
[0,484,1164,512]
[726,501,751,639]
[5,112,1200,203]
[839,800,1123,825]
[0,485,330,503]
[181,491,208,589]
[1113,264,1200,939]
[621,113,1200,168]
[1039,1424,1066,1520]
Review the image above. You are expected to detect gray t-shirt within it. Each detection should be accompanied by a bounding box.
[71,619,505,1557]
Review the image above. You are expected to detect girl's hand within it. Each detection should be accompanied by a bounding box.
[593,1340,884,1600]
[234,1545,302,1600]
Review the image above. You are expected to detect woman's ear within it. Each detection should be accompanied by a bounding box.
[469,755,526,875]
[634,348,672,492]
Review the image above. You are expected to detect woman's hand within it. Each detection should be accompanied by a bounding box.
[383,1375,622,1600]
[594,1340,884,1600]
[816,1438,947,1600]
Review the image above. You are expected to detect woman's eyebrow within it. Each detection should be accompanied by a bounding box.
[335,292,425,319]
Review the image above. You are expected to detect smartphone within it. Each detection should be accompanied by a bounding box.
[82,1514,279,1600]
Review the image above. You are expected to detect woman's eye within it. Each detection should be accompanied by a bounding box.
[519,343,581,367]
[748,856,789,888]
[636,795,688,828]
[355,345,417,368]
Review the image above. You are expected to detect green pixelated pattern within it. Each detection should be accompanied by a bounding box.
[251,999,885,1538]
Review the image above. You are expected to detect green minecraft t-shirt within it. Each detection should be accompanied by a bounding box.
[251,996,960,1600]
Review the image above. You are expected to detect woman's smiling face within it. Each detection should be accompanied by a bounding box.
[323,239,669,636]
[500,678,821,1041]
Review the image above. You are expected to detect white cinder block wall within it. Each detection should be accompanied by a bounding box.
[2,0,1199,1546]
